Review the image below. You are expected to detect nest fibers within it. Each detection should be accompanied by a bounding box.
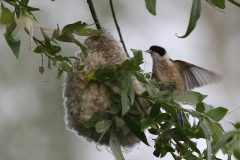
[63,29,147,147]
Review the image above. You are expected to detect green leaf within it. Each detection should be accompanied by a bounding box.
[93,64,116,80]
[131,49,143,65]
[110,104,121,115]
[128,108,141,115]
[44,45,61,56]
[176,123,201,154]
[196,102,205,113]
[144,0,156,15]
[150,100,161,118]
[121,72,134,115]
[173,91,207,106]
[33,46,44,53]
[62,21,87,35]
[212,131,238,154]
[121,59,141,72]
[140,117,153,131]
[109,127,125,160]
[55,34,73,42]
[57,61,72,72]
[177,0,201,38]
[52,24,60,38]
[74,28,104,36]
[161,102,179,121]
[205,107,228,122]
[72,38,88,58]
[1,2,14,24]
[39,66,44,75]
[202,102,215,112]
[57,68,63,79]
[95,120,112,133]
[233,135,240,160]
[134,72,149,84]
[22,0,29,4]
[102,83,119,102]
[154,113,171,123]
[206,0,225,9]
[18,1,40,11]
[4,25,21,59]
[123,125,131,136]
[151,90,169,98]
[77,65,84,71]
[122,114,149,146]
[40,28,51,46]
[203,118,224,142]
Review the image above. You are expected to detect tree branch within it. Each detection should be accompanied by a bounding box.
[228,0,240,7]
[87,0,102,30]
[109,0,129,58]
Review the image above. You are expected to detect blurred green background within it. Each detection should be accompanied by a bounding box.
[0,0,240,159]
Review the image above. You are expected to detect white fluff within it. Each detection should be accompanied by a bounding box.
[63,29,147,147]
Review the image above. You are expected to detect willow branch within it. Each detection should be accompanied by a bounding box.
[135,94,178,160]
[87,0,102,30]
[228,0,240,7]
[109,0,129,58]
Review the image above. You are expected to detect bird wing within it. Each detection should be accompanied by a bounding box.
[172,60,222,91]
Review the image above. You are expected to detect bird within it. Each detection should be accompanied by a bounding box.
[146,45,222,127]
[146,45,222,92]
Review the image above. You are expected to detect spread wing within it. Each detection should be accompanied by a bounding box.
[173,60,222,91]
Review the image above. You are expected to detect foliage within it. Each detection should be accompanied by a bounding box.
[1,0,240,160]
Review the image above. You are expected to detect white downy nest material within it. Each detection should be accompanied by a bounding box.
[63,29,147,147]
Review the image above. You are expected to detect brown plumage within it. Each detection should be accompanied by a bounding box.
[147,45,222,91]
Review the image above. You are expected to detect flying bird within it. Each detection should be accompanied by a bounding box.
[146,45,222,127]
[146,45,222,91]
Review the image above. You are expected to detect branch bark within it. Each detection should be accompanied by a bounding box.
[228,0,240,7]
[109,0,129,58]
[87,0,102,30]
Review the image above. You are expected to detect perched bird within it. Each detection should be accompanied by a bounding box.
[146,45,222,127]
[146,45,222,91]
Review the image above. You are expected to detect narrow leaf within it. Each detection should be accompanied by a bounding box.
[206,0,225,9]
[177,0,201,38]
[95,120,112,133]
[72,38,88,58]
[131,49,143,65]
[57,61,72,72]
[74,28,104,36]
[4,25,21,59]
[206,107,228,122]
[144,0,156,15]
[212,131,238,154]
[122,114,149,146]
[173,91,207,106]
[109,127,125,160]
[62,21,87,35]
[150,100,161,118]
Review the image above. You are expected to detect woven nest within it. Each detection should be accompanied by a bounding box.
[63,29,147,147]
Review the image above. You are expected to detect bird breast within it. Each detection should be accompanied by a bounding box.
[152,55,184,90]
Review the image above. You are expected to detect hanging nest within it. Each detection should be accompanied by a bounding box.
[63,29,147,147]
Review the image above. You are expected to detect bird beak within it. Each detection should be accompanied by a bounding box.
[145,50,151,53]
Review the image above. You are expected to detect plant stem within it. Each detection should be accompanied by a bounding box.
[87,0,102,30]
[228,0,240,7]
[109,0,129,58]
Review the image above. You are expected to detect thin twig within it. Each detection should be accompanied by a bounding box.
[24,28,44,46]
[87,0,102,30]
[109,0,129,58]
[228,0,240,7]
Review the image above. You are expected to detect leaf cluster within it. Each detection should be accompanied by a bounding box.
[72,50,239,160]
[0,0,103,78]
